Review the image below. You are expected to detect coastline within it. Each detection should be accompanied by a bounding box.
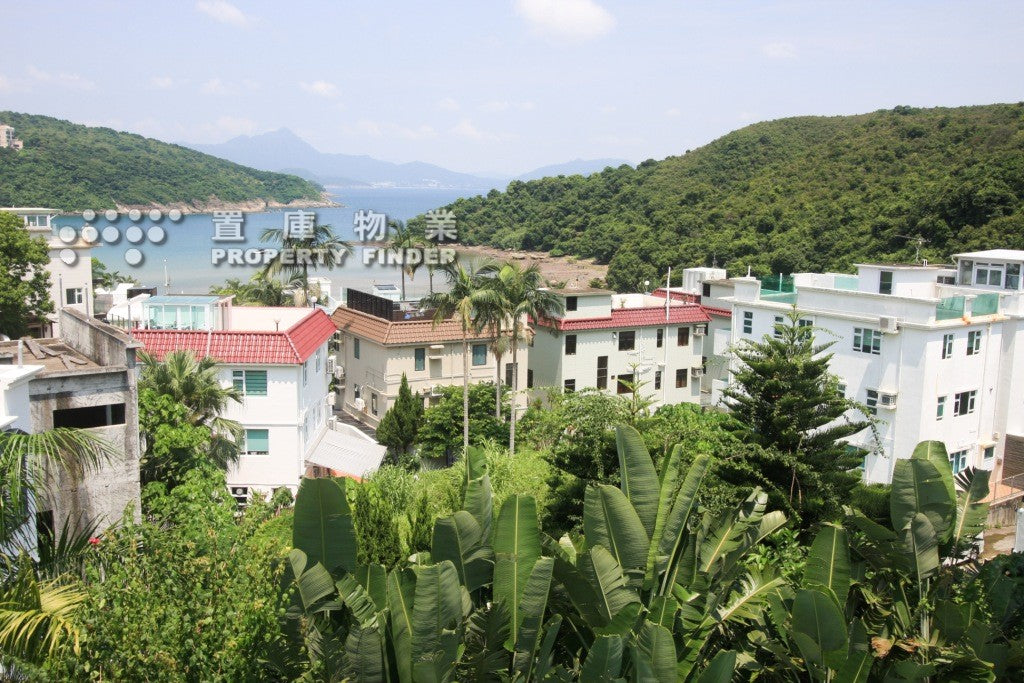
[109,191,341,216]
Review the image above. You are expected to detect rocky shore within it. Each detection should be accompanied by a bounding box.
[113,191,340,215]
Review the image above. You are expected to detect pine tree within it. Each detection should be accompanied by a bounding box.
[375,374,423,466]
[723,309,869,526]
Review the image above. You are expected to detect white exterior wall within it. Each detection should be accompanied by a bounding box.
[729,298,1005,484]
[530,323,703,407]
[338,333,526,427]
[223,340,331,496]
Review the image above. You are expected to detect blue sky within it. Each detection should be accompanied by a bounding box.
[1,1,1021,175]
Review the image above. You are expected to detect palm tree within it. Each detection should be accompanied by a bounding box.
[420,259,500,453]
[494,263,563,454]
[0,427,115,664]
[138,350,243,468]
[260,222,350,306]
[385,220,425,300]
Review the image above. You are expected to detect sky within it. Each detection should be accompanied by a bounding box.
[1,1,1022,176]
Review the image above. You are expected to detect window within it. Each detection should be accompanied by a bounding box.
[942,333,954,359]
[677,327,690,346]
[936,396,946,420]
[596,356,608,390]
[837,383,847,398]
[564,379,576,393]
[566,296,578,311]
[527,369,533,388]
[954,390,977,416]
[742,311,753,334]
[984,445,995,460]
[65,287,84,305]
[303,361,308,385]
[52,403,126,428]
[879,270,893,295]
[315,350,321,373]
[773,315,784,339]
[676,368,687,388]
[656,328,664,348]
[472,344,487,366]
[353,338,360,359]
[232,370,268,396]
[1007,263,1021,290]
[853,328,881,355]
[798,319,813,328]
[371,393,378,415]
[505,362,517,387]
[616,373,634,394]
[565,334,577,355]
[618,330,635,351]
[242,429,269,455]
[949,449,969,474]
[654,370,662,390]
[967,330,982,356]
[866,389,878,416]
[702,283,711,297]
[975,263,1004,287]
[415,347,426,371]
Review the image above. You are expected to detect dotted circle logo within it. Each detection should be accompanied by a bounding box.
[55,209,184,267]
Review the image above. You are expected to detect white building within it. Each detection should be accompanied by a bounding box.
[331,287,524,427]
[704,251,1024,485]
[529,288,710,406]
[131,299,344,501]
[1,207,93,336]
[0,124,24,150]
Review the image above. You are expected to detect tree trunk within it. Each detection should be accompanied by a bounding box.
[462,336,470,453]
[400,268,406,300]
[494,352,503,420]
[509,332,519,455]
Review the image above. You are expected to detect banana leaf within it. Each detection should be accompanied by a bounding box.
[615,424,660,537]
[584,484,650,572]
[292,477,357,574]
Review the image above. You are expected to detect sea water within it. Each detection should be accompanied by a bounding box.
[53,187,483,297]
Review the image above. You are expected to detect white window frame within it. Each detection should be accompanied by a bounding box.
[853,328,881,355]
[949,449,969,474]
[953,390,977,416]
[967,330,982,356]
[65,287,85,305]
[942,333,954,359]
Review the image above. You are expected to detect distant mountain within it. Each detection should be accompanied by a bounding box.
[0,112,324,211]
[190,129,499,190]
[516,158,631,181]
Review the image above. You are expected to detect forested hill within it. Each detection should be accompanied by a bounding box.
[436,103,1024,290]
[0,112,325,211]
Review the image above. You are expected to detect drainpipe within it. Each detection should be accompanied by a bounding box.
[663,267,670,405]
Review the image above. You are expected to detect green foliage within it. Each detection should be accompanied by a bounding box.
[91,257,137,289]
[0,210,51,338]
[209,272,298,306]
[416,383,508,461]
[429,104,1024,290]
[375,374,423,465]
[724,311,868,528]
[0,111,323,210]
[46,466,288,681]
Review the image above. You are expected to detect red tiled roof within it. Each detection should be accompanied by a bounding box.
[331,306,495,345]
[131,309,336,364]
[650,288,731,318]
[703,305,732,317]
[535,304,710,331]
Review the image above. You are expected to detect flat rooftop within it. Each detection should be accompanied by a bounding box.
[145,295,226,306]
[548,287,614,296]
[0,340,100,375]
[953,249,1024,261]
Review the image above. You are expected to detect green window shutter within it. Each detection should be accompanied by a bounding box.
[415,347,425,371]
[244,429,269,454]
[246,371,268,396]
[472,344,486,366]
[232,370,244,393]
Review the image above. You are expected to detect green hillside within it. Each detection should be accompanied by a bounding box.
[0,112,324,211]
[436,103,1024,290]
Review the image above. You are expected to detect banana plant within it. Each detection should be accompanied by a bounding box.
[842,440,1007,682]
[550,425,791,681]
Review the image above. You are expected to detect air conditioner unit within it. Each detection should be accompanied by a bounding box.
[430,384,443,397]
[879,315,899,334]
[326,357,336,374]
[333,365,345,380]
[230,486,248,497]
[690,367,704,378]
[326,392,336,406]
[694,325,707,337]
[879,392,898,408]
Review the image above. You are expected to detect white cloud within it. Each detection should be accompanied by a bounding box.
[342,120,437,141]
[599,104,617,114]
[762,41,797,59]
[196,0,250,27]
[665,107,681,118]
[150,76,175,89]
[300,80,340,98]
[201,77,228,95]
[517,101,536,111]
[199,115,259,140]
[437,97,460,112]
[451,119,503,142]
[26,66,95,90]
[480,100,510,113]
[514,0,615,42]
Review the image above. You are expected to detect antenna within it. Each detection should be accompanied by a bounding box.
[894,235,929,263]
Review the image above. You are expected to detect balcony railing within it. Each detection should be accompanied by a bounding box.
[988,471,1024,504]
